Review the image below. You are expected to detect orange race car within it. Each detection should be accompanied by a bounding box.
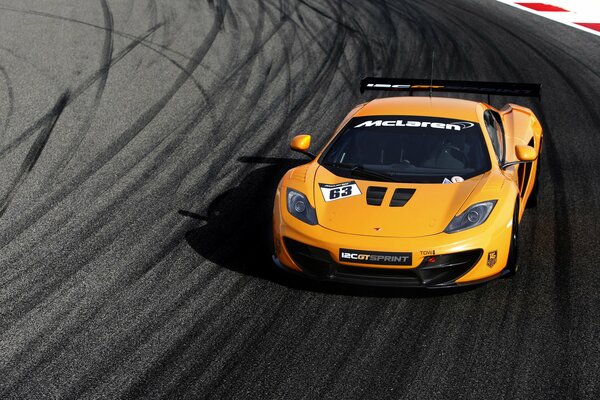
[272,78,542,288]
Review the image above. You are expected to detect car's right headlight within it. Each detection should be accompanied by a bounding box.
[286,188,318,225]
[444,200,497,233]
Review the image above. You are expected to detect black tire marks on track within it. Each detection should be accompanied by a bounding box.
[53,0,114,176]
[0,92,69,218]
[0,23,162,162]
[0,65,14,138]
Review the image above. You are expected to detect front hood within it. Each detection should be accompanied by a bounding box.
[313,166,484,238]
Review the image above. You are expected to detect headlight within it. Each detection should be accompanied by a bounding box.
[444,200,497,233]
[287,188,318,225]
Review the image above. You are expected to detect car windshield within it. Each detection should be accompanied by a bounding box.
[320,115,491,183]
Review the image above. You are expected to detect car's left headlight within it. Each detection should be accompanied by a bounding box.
[444,200,497,233]
[286,188,318,225]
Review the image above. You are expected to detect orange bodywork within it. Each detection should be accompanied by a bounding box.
[273,96,542,287]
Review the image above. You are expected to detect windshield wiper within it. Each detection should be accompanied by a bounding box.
[350,166,399,182]
[322,162,355,169]
[323,162,400,182]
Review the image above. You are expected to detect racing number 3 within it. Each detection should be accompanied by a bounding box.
[329,186,353,200]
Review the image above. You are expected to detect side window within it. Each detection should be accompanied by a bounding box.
[483,110,505,162]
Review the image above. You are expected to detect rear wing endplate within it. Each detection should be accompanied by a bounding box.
[360,77,541,99]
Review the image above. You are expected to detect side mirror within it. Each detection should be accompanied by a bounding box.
[290,134,315,159]
[515,145,536,161]
[502,145,537,169]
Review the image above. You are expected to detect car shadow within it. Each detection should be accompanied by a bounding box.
[182,156,483,298]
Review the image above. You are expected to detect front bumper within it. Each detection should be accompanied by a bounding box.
[273,194,514,288]
[275,238,490,288]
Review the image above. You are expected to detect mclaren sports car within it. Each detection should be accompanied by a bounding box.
[272,78,542,288]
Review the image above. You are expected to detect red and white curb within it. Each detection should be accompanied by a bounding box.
[497,1,600,37]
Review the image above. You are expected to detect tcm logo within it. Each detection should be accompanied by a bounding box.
[354,120,474,131]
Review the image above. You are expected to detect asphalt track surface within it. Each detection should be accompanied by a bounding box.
[0,0,598,399]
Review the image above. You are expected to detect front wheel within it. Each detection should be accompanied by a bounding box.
[526,161,540,208]
[503,203,519,278]
[526,139,541,208]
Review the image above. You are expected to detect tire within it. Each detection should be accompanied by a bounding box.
[526,140,541,209]
[503,203,519,278]
[526,180,538,208]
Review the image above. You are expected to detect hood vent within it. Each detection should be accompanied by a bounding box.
[366,187,387,205]
[390,188,416,207]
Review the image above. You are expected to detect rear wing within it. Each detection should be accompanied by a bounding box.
[360,77,541,99]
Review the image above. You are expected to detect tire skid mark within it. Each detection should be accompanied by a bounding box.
[295,2,370,116]
[287,301,390,398]
[220,0,347,144]
[116,0,271,199]
[200,0,307,87]
[0,24,163,162]
[0,65,14,139]
[28,1,264,205]
[53,0,114,177]
[195,1,303,88]
[129,5,209,96]
[533,107,575,397]
[281,1,355,90]
[72,0,224,173]
[147,0,159,39]
[0,1,301,252]
[180,2,263,134]
[0,4,195,96]
[204,296,373,398]
[0,92,69,219]
[0,4,190,61]
[268,1,296,116]
[291,1,348,111]
[121,0,136,26]
[121,276,284,399]
[6,211,235,396]
[260,0,304,117]
[0,0,286,346]
[223,0,240,31]
[0,45,63,85]
[141,0,162,68]
[173,1,362,201]
[68,233,208,398]
[0,282,108,396]
[373,0,399,75]
[0,2,230,300]
[391,1,462,79]
[40,0,226,201]
[0,218,198,397]
[341,303,441,397]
